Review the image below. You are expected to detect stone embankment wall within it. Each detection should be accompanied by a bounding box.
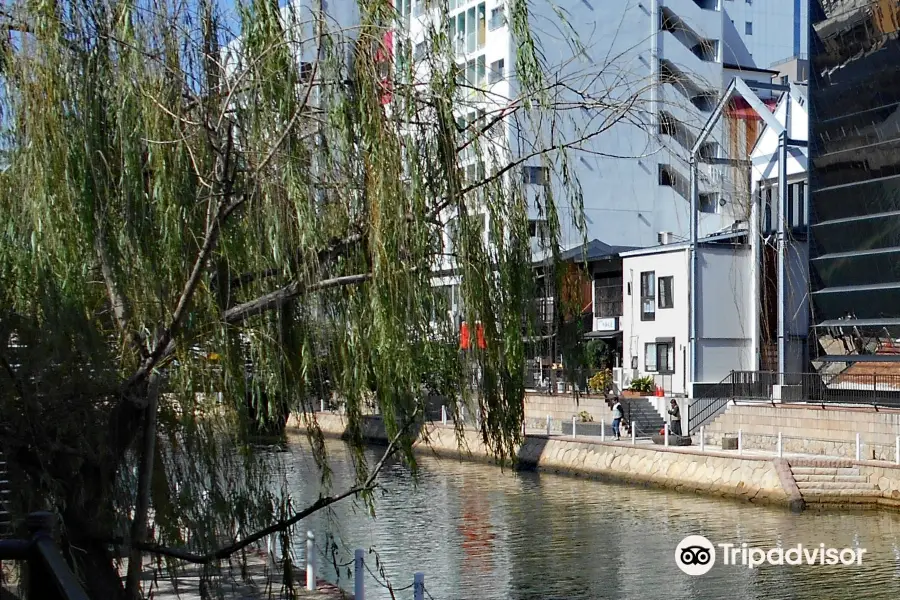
[298,414,794,508]
[523,394,615,432]
[704,403,900,460]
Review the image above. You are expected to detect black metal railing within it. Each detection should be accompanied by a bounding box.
[729,370,900,407]
[686,371,740,434]
[687,369,900,434]
[0,512,90,600]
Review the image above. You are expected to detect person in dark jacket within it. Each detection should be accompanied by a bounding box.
[668,399,681,436]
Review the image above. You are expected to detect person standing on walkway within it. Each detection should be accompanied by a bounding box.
[668,399,681,436]
[611,397,623,441]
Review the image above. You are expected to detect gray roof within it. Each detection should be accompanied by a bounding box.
[558,239,642,263]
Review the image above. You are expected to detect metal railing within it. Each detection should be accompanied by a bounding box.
[687,369,900,434]
[523,366,591,395]
[0,512,90,600]
[730,370,900,407]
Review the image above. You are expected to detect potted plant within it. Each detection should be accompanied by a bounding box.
[623,375,655,397]
[587,369,613,396]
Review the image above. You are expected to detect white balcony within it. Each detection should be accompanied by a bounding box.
[660,0,723,44]
[659,30,721,94]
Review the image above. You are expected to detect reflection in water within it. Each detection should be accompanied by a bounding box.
[458,479,496,576]
[282,437,900,599]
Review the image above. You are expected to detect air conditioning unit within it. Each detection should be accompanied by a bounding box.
[658,231,673,245]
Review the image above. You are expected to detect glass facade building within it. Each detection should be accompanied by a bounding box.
[809,0,900,355]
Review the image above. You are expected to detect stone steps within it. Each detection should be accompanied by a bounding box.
[800,490,885,503]
[793,474,870,483]
[796,481,878,490]
[791,466,860,476]
[788,463,881,502]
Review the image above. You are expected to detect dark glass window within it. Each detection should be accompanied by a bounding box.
[640,271,655,321]
[809,0,900,326]
[594,275,623,318]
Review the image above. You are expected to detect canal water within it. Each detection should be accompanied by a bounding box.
[281,436,900,600]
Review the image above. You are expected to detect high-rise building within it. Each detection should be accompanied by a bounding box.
[809,0,900,364]
[399,0,806,253]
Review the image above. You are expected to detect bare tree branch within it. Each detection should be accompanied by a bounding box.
[124,414,413,564]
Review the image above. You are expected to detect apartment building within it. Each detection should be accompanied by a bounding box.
[397,0,806,257]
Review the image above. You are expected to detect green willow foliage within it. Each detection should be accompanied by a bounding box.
[0,0,632,595]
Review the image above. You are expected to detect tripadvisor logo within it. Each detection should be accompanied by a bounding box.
[675,536,867,575]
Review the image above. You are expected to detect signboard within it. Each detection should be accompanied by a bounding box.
[595,317,618,332]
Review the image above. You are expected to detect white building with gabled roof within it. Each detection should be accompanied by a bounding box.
[619,82,809,413]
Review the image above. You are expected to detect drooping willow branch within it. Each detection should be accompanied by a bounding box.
[115,413,414,565]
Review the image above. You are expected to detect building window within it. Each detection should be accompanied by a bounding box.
[594,275,624,318]
[476,54,486,95]
[489,5,506,30]
[793,181,806,228]
[699,193,717,214]
[489,58,505,83]
[644,343,657,371]
[745,22,753,35]
[413,0,424,17]
[477,3,486,48]
[414,41,426,60]
[659,113,676,136]
[523,165,548,185]
[528,219,548,238]
[398,0,411,26]
[450,2,486,55]
[781,74,789,85]
[658,276,674,309]
[646,341,675,373]
[640,271,655,321]
[658,164,674,187]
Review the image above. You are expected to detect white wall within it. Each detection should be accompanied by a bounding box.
[696,246,753,382]
[622,247,690,394]
[721,0,807,68]
[622,241,756,391]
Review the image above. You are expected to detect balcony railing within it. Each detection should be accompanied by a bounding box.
[0,512,90,600]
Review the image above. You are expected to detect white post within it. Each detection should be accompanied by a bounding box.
[441,405,447,426]
[699,426,705,452]
[354,549,365,600]
[306,531,316,591]
[664,422,669,447]
[631,422,636,445]
[266,534,277,571]
[320,398,325,413]
[601,419,606,442]
[572,416,577,439]
[738,429,743,455]
[777,432,783,458]
[546,414,551,436]
[856,432,861,461]
[413,573,425,600]
[896,436,899,465]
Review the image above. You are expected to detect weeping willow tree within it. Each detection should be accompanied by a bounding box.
[0,0,650,597]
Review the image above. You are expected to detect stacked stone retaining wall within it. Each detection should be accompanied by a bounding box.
[296,414,793,508]
[703,403,900,461]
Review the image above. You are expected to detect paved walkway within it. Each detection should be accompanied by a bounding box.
[129,553,351,600]
[522,427,894,465]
